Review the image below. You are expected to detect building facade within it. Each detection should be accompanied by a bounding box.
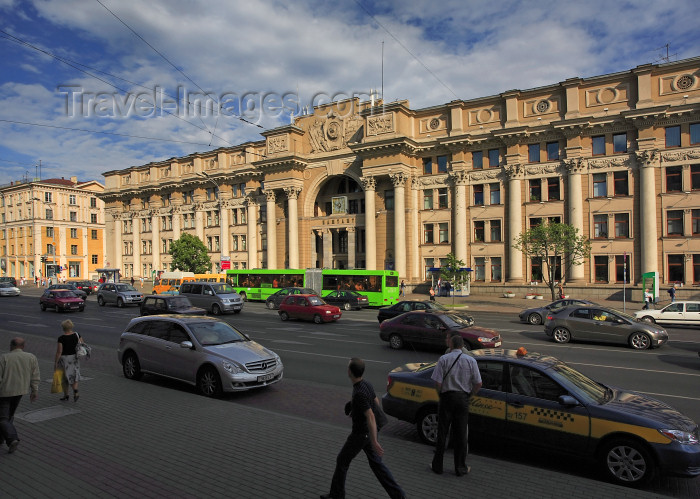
[0,177,106,281]
[101,57,700,287]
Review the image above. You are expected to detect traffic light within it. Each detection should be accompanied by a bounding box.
[41,256,47,264]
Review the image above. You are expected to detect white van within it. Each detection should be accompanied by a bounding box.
[635,301,700,327]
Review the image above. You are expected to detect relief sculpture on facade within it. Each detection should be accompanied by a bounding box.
[367,114,394,136]
[308,112,364,153]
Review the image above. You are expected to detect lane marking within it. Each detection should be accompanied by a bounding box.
[567,361,700,378]
[8,321,48,327]
[273,348,390,363]
[269,340,311,345]
[635,391,700,402]
[298,336,376,345]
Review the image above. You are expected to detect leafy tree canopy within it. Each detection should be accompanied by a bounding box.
[168,233,211,273]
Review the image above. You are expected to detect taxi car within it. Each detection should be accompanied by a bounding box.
[382,349,700,486]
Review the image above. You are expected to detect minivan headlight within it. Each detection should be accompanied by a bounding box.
[659,429,699,444]
[223,361,243,374]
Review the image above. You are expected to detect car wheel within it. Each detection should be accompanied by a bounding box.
[343,302,351,311]
[552,327,571,343]
[601,438,654,485]
[313,314,323,324]
[280,311,289,321]
[97,296,105,306]
[528,313,543,325]
[640,316,656,324]
[416,408,439,445]
[266,301,276,310]
[117,298,125,308]
[389,334,404,350]
[629,332,651,350]
[40,303,46,311]
[211,304,222,315]
[122,352,143,380]
[197,367,222,397]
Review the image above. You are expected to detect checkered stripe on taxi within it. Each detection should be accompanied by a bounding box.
[530,407,575,422]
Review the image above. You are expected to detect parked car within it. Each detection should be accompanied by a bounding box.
[71,280,96,295]
[382,349,700,486]
[0,282,21,296]
[278,294,341,323]
[0,276,17,287]
[377,300,474,324]
[118,315,283,396]
[97,283,145,308]
[40,289,85,312]
[322,290,369,310]
[139,295,207,316]
[265,287,318,310]
[48,283,88,300]
[634,301,700,327]
[379,310,500,350]
[519,298,597,325]
[178,282,243,315]
[544,305,668,349]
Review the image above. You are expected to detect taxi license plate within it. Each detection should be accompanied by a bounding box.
[494,342,502,348]
[257,373,275,382]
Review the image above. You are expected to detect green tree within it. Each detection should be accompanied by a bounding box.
[439,253,467,306]
[168,233,211,273]
[513,222,591,301]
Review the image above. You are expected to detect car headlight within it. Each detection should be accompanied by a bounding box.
[222,361,243,374]
[659,429,699,444]
[325,310,331,314]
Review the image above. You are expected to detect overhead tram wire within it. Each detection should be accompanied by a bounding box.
[352,0,460,101]
[0,30,236,148]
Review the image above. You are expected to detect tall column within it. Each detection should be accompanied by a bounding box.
[637,151,659,274]
[410,178,420,280]
[265,190,277,268]
[112,213,123,272]
[311,230,318,268]
[219,201,230,258]
[133,216,142,278]
[361,177,377,270]
[284,187,301,269]
[172,206,182,240]
[565,158,585,282]
[390,172,408,277]
[347,227,356,269]
[323,228,333,268]
[151,211,161,273]
[195,205,205,242]
[452,171,468,264]
[245,197,258,268]
[506,165,523,283]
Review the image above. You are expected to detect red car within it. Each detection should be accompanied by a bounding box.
[278,294,342,323]
[40,289,85,312]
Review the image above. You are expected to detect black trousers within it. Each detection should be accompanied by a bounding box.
[329,432,405,499]
[0,395,22,444]
[432,391,470,473]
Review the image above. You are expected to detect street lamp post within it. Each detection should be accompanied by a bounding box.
[33,196,59,279]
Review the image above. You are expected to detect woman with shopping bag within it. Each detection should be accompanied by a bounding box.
[53,319,86,402]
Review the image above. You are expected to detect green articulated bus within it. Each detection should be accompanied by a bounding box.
[225,268,399,307]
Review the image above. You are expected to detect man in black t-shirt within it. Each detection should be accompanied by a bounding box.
[320,358,405,499]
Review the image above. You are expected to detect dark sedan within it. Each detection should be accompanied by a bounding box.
[265,287,317,310]
[71,280,96,295]
[519,298,597,325]
[377,300,474,324]
[382,349,700,486]
[379,310,500,350]
[47,283,88,300]
[322,290,369,310]
[40,289,85,312]
[139,295,207,316]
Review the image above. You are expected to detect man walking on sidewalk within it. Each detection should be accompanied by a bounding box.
[0,337,40,453]
[320,358,406,499]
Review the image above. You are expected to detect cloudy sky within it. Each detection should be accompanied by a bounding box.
[1,0,698,186]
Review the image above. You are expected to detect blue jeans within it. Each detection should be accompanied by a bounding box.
[329,432,405,499]
[0,395,22,445]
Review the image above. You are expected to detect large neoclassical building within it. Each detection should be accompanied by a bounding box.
[101,56,700,287]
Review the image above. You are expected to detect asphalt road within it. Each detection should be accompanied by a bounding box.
[3,290,700,497]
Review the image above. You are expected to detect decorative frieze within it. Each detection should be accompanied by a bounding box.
[661,147,700,163]
[659,72,699,96]
[470,169,501,182]
[588,156,630,170]
[367,114,394,136]
[267,135,289,155]
[584,83,630,108]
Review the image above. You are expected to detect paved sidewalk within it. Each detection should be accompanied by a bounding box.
[0,329,672,499]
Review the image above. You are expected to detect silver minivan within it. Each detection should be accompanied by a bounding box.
[179,281,243,315]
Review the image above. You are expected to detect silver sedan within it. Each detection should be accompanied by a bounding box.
[0,282,20,296]
[544,305,668,349]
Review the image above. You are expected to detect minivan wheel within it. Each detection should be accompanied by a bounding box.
[601,438,654,485]
[211,304,222,315]
[389,334,404,349]
[267,301,276,310]
[528,313,542,325]
[97,296,105,306]
[552,327,571,343]
[122,352,143,380]
[629,332,651,350]
[197,367,222,397]
[313,314,323,324]
[117,298,125,308]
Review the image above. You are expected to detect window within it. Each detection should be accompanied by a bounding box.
[422,158,432,175]
[70,228,77,238]
[69,211,77,222]
[384,190,394,210]
[594,256,608,282]
[437,155,448,173]
[665,125,681,148]
[91,229,98,240]
[490,220,501,241]
[491,257,502,281]
[488,149,500,168]
[528,143,540,163]
[613,171,628,196]
[668,254,684,283]
[437,188,448,208]
[615,255,629,283]
[691,123,700,145]
[424,257,435,280]
[531,257,542,281]
[667,210,684,236]
[423,224,434,244]
[546,141,559,161]
[613,133,627,153]
[693,210,700,235]
[474,185,484,206]
[592,135,605,156]
[474,221,485,242]
[529,217,542,228]
[474,257,485,281]
[91,213,97,224]
[438,223,449,243]
[529,179,541,202]
[46,227,54,237]
[90,197,97,208]
[692,165,700,190]
[472,151,483,169]
[592,173,607,197]
[695,255,700,284]
[69,195,77,205]
[479,184,494,207]
[46,208,53,220]
[232,235,238,251]
[593,214,608,238]
[614,213,629,238]
[71,245,78,255]
[666,166,683,192]
[44,192,52,203]
[423,190,433,210]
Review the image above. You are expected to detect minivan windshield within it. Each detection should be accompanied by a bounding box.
[190,321,247,345]
[212,284,237,295]
[116,284,137,292]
